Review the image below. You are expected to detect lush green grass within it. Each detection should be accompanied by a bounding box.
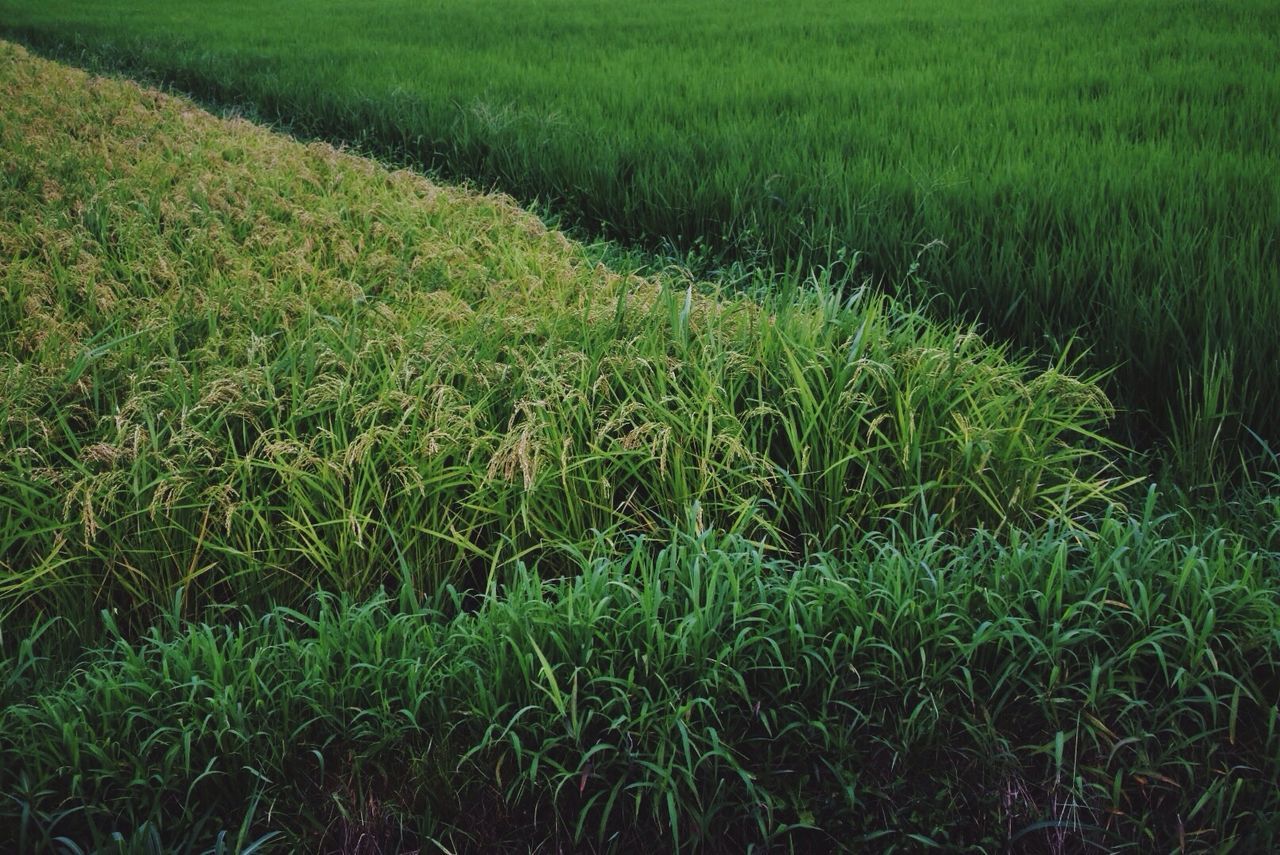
[6,517,1279,851]
[0,43,1121,631]
[2,42,1278,854]
[2,0,1277,454]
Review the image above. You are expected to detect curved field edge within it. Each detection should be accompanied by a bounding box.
[0,0,1277,456]
[4,519,1279,850]
[1,41,1122,628]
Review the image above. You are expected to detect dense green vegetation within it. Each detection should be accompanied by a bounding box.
[0,18,1277,853]
[0,46,1119,627]
[2,0,1278,458]
[6,521,1278,851]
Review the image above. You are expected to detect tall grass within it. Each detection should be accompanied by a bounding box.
[0,43,1121,630]
[4,511,1278,851]
[1,0,1277,453]
[3,43,1277,854]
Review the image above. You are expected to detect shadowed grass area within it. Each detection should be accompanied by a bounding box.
[4,517,1278,851]
[0,42,1122,630]
[1,0,1277,459]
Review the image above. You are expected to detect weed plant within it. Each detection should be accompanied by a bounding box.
[4,511,1278,851]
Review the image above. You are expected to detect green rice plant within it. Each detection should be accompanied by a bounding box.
[1,0,1276,458]
[1167,344,1238,490]
[0,44,1123,630]
[3,504,1277,851]
[3,38,1275,855]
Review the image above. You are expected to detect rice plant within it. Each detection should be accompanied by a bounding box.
[1,0,1276,458]
[0,44,1122,630]
[1,40,1277,855]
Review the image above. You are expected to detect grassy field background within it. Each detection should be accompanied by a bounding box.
[2,1,1280,849]
[1,42,1278,851]
[2,0,1278,465]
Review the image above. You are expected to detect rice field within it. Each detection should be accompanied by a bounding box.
[0,4,1278,851]
[2,0,1278,458]
[0,44,1124,625]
